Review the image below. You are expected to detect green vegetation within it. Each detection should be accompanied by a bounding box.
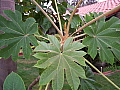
[1,0,120,89]
[17,56,120,90]
[17,56,72,90]
[17,56,39,90]
[95,72,120,90]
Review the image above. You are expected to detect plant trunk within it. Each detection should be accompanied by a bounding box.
[0,0,17,90]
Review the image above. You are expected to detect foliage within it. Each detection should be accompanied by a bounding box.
[83,12,120,64]
[15,0,68,34]
[15,0,52,34]
[65,15,82,29]
[1,0,120,90]
[79,66,102,90]
[3,72,26,90]
[95,71,120,90]
[0,10,38,61]
[33,35,87,90]
[17,56,39,89]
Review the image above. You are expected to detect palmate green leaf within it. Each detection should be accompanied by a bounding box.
[0,10,38,61]
[83,13,120,64]
[33,35,87,90]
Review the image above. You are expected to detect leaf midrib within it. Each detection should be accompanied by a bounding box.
[62,55,76,90]
[97,38,112,61]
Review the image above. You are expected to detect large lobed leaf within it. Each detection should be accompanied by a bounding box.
[33,35,87,90]
[0,10,38,61]
[83,12,120,64]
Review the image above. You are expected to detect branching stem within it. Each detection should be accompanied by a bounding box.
[67,0,83,36]
[73,33,86,39]
[34,35,49,41]
[85,59,120,90]
[31,0,63,37]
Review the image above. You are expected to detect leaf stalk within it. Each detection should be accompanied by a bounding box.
[67,0,83,36]
[45,83,50,90]
[54,0,63,36]
[31,0,63,37]
[39,85,42,90]
[34,35,49,41]
[85,59,120,90]
[73,33,86,39]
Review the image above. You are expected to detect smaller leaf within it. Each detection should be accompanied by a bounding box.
[80,78,102,90]
[84,14,93,23]
[79,66,102,90]
[71,15,81,28]
[84,66,94,78]
[3,72,26,90]
[41,17,52,33]
[58,2,67,14]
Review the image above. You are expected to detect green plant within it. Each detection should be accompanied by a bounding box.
[1,0,120,90]
[33,36,87,90]
[3,72,26,90]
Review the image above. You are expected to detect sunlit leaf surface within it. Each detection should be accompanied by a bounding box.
[34,35,87,90]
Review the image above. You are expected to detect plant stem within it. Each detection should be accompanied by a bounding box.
[31,0,63,37]
[39,85,42,90]
[85,59,120,90]
[54,0,63,36]
[34,35,49,41]
[67,0,83,36]
[45,83,49,90]
[28,76,40,90]
[73,33,86,39]
[71,4,120,36]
